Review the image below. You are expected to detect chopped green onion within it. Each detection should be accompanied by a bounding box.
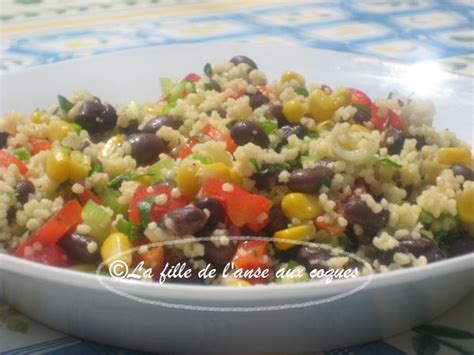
[116,219,141,240]
[160,77,173,97]
[249,158,260,170]
[108,171,151,188]
[352,103,371,116]
[286,260,298,270]
[204,63,213,78]
[294,87,309,97]
[57,95,74,113]
[258,121,277,135]
[137,197,154,228]
[13,148,30,161]
[376,158,402,168]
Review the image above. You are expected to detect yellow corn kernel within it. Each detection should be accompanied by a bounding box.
[281,71,305,86]
[274,224,317,250]
[198,162,232,181]
[46,120,77,142]
[351,124,371,133]
[283,100,305,124]
[316,120,334,134]
[308,89,336,123]
[46,148,71,184]
[226,278,251,287]
[437,147,471,167]
[69,150,91,183]
[31,110,44,123]
[101,136,124,157]
[176,164,201,198]
[230,169,243,185]
[281,193,322,220]
[101,232,132,269]
[457,187,474,224]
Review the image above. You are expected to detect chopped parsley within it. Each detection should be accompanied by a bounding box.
[294,87,309,97]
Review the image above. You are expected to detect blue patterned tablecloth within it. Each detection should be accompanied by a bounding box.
[1,1,473,354]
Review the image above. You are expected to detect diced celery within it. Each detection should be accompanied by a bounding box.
[147,157,174,183]
[81,200,112,241]
[98,187,128,216]
[160,78,173,97]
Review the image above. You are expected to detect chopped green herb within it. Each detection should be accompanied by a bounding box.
[259,163,286,175]
[250,158,260,170]
[258,121,277,135]
[204,63,213,78]
[286,155,302,170]
[286,260,298,270]
[90,162,103,174]
[137,197,155,228]
[71,123,82,132]
[337,235,356,251]
[294,87,309,97]
[376,159,402,168]
[116,219,141,240]
[189,153,214,164]
[13,148,30,161]
[108,171,151,188]
[204,83,214,91]
[308,132,319,139]
[226,120,238,129]
[57,95,74,113]
[419,209,434,225]
[434,231,461,257]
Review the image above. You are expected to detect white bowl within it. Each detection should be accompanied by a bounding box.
[1,43,473,353]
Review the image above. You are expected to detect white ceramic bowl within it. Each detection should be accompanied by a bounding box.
[1,43,473,353]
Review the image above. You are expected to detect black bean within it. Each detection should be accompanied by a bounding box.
[261,207,289,238]
[230,121,269,148]
[7,207,15,225]
[127,132,165,166]
[353,110,370,124]
[266,105,288,127]
[230,55,258,70]
[288,166,334,193]
[385,128,405,155]
[449,237,474,257]
[158,207,208,236]
[142,115,182,134]
[343,199,389,238]
[15,180,35,204]
[248,92,269,110]
[77,140,91,152]
[203,241,238,266]
[251,163,279,190]
[120,119,139,135]
[296,246,331,271]
[59,232,100,264]
[414,135,426,151]
[0,132,9,149]
[281,124,308,141]
[195,198,226,236]
[75,101,117,134]
[451,165,474,181]
[397,236,439,257]
[155,178,176,188]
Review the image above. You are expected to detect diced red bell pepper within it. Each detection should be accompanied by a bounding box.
[0,150,28,175]
[174,124,236,158]
[351,88,372,108]
[200,123,237,153]
[201,178,272,232]
[314,217,346,236]
[232,240,272,284]
[132,240,165,281]
[79,188,102,206]
[13,199,82,257]
[371,105,404,131]
[231,87,246,99]
[22,244,71,267]
[184,73,201,83]
[128,185,188,224]
[29,137,52,155]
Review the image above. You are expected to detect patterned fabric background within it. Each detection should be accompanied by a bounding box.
[0,0,473,75]
[0,0,473,354]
